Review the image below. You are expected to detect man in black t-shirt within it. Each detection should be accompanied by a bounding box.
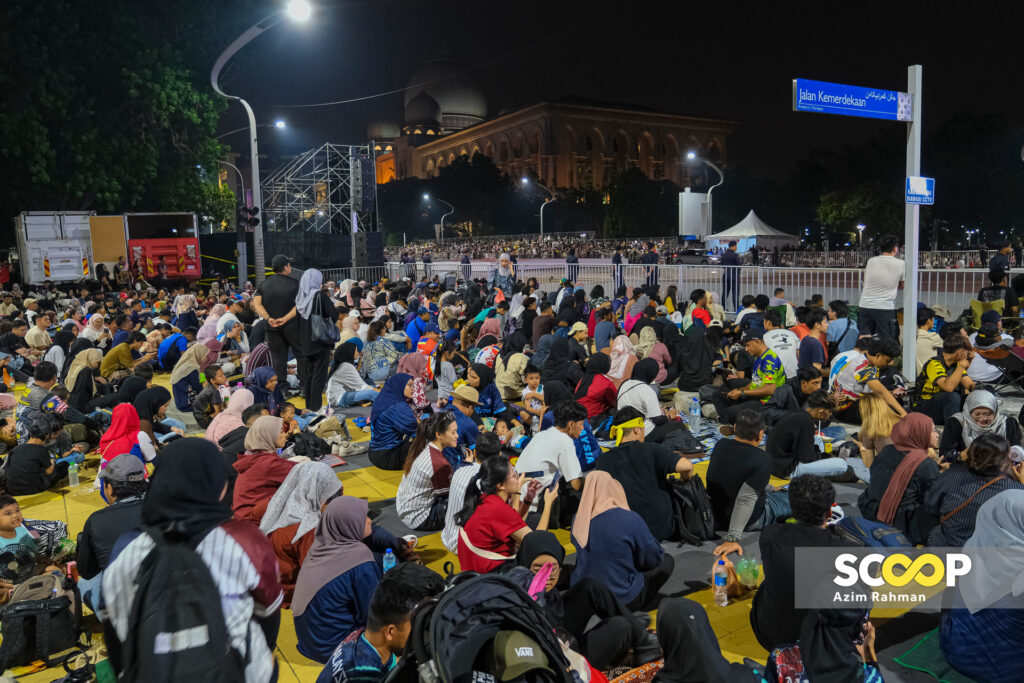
[253,254,303,394]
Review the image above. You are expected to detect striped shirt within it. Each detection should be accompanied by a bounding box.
[396,445,452,529]
[442,463,482,554]
[103,521,283,683]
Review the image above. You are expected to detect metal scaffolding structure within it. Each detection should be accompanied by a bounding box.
[262,143,377,234]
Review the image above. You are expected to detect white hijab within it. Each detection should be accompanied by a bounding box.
[259,461,342,543]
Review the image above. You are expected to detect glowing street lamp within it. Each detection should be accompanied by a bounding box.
[521,177,556,239]
[422,194,455,243]
[856,223,865,245]
[686,152,724,236]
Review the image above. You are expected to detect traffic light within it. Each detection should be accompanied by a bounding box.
[237,205,260,232]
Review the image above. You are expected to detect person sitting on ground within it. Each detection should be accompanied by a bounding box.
[635,326,672,384]
[912,333,975,425]
[925,432,1024,547]
[858,412,940,545]
[246,365,286,414]
[593,306,616,353]
[315,563,447,683]
[368,374,428,471]
[765,607,882,683]
[825,300,859,356]
[940,389,1022,465]
[573,354,617,419]
[830,337,906,424]
[915,307,944,376]
[537,382,602,472]
[514,530,661,671]
[570,471,674,611]
[467,362,522,428]
[65,347,106,412]
[595,407,694,541]
[848,393,901,467]
[796,308,829,374]
[711,329,786,426]
[88,362,153,410]
[205,387,254,444]
[75,454,147,611]
[969,317,1013,384]
[169,341,217,411]
[655,598,764,683]
[132,386,181,447]
[156,326,195,370]
[761,367,822,427]
[222,403,269,502]
[326,342,380,409]
[768,288,797,327]
[100,331,154,383]
[746,475,853,652]
[515,364,545,429]
[762,308,798,379]
[514,399,587,522]
[766,390,868,482]
[457,454,557,574]
[396,412,456,532]
[978,268,1019,316]
[708,410,791,558]
[192,363,227,429]
[441,432,501,554]
[97,403,157,475]
[232,415,303,517]
[6,416,83,495]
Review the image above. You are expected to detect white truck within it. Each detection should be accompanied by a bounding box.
[14,211,97,285]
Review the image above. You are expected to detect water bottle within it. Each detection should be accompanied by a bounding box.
[713,559,729,606]
[68,463,79,488]
[382,548,397,573]
[531,415,541,434]
[688,397,702,434]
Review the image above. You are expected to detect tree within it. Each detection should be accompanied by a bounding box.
[602,169,672,237]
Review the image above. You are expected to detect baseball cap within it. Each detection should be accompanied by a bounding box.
[569,322,588,335]
[452,385,481,406]
[21,298,36,306]
[271,254,291,270]
[487,631,552,682]
[980,309,1002,325]
[975,322,1005,348]
[708,319,724,328]
[99,454,146,483]
[422,322,441,334]
[741,329,765,343]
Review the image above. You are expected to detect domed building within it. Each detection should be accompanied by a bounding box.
[403,52,486,134]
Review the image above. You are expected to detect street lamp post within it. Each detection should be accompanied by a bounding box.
[686,152,724,237]
[521,177,556,239]
[216,120,286,140]
[856,223,865,246]
[422,194,454,243]
[210,0,311,285]
[218,160,248,286]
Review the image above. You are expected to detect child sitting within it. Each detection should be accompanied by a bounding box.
[6,416,85,496]
[192,364,228,429]
[278,401,318,434]
[518,365,545,429]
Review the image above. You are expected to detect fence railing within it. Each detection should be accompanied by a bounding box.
[387,261,988,316]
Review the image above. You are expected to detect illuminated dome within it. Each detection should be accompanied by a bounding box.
[366,119,400,140]
[404,52,486,132]
[404,91,442,129]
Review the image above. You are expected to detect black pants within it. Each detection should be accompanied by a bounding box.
[266,323,305,394]
[626,552,675,611]
[368,441,410,471]
[562,577,646,670]
[412,495,448,532]
[711,390,765,426]
[649,419,686,444]
[722,271,740,311]
[913,392,962,425]
[859,307,899,342]
[301,349,330,412]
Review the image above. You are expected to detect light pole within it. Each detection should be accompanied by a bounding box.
[210,0,311,285]
[856,223,865,246]
[216,120,286,140]
[521,177,556,239]
[218,160,248,287]
[422,194,454,243]
[686,152,724,236]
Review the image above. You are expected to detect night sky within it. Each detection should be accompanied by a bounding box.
[217,1,1024,178]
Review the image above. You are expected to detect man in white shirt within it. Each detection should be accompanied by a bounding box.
[763,309,799,379]
[514,400,586,512]
[858,236,905,342]
[969,319,1013,383]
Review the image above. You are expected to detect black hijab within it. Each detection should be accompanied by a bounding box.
[134,386,171,424]
[141,437,232,539]
[470,363,495,391]
[330,342,359,375]
[574,353,611,399]
[542,337,581,387]
[52,330,75,356]
[499,328,528,362]
[62,337,94,381]
[654,598,758,683]
[631,358,660,385]
[520,307,537,335]
[115,375,149,405]
[799,608,868,683]
[476,334,498,350]
[516,530,565,568]
[542,381,573,410]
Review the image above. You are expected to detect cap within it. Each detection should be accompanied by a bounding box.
[271,254,291,270]
[741,329,765,343]
[708,319,724,328]
[975,322,1005,348]
[569,322,588,335]
[21,298,36,306]
[980,309,1002,324]
[656,305,668,315]
[452,385,481,406]
[488,631,552,682]
[422,322,441,334]
[99,454,146,483]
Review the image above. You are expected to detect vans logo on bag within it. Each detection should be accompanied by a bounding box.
[514,647,534,657]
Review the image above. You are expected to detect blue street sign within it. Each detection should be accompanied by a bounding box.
[905,176,935,205]
[793,78,913,122]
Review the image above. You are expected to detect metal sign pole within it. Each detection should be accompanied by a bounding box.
[901,65,923,379]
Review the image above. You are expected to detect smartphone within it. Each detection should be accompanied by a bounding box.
[547,472,562,492]
[522,470,544,479]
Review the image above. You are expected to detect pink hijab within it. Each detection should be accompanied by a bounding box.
[197,303,227,344]
[396,352,429,379]
[204,388,255,444]
[479,317,503,340]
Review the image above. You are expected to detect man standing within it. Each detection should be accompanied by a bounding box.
[720,241,741,312]
[565,248,579,282]
[253,254,303,397]
[422,249,432,280]
[857,236,904,342]
[612,245,624,291]
[640,242,659,288]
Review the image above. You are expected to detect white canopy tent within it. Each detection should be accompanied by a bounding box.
[707,211,799,250]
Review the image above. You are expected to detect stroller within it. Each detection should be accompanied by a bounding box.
[384,573,578,683]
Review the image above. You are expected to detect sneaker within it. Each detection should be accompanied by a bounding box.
[719,425,735,437]
[701,403,719,420]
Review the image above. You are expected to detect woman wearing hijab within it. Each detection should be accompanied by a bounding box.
[570,471,672,610]
[338,314,361,346]
[766,607,882,683]
[467,363,519,426]
[513,531,660,670]
[173,294,199,330]
[607,334,638,385]
[940,490,1024,682]
[573,354,616,419]
[488,253,517,296]
[478,317,503,342]
[233,415,302,517]
[97,403,156,473]
[368,374,423,470]
[196,303,227,344]
[80,314,110,350]
[635,326,672,384]
[293,496,380,663]
[858,412,941,545]
[251,461,342,606]
[42,329,76,372]
[169,342,215,411]
[293,268,338,412]
[654,598,763,683]
[205,388,255,444]
[65,347,104,412]
[624,293,649,335]
[541,336,583,389]
[132,386,180,447]
[940,389,1022,463]
[102,438,283,683]
[395,351,430,380]
[495,328,530,402]
[326,342,379,409]
[472,334,501,369]
[246,366,285,414]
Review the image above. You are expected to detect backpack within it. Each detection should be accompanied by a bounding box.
[120,529,246,683]
[384,573,575,683]
[833,516,912,548]
[290,432,331,460]
[0,572,81,670]
[665,475,717,546]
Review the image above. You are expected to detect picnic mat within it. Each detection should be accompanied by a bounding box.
[892,629,976,683]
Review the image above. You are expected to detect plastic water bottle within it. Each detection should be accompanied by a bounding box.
[689,397,702,434]
[531,415,540,434]
[68,463,79,488]
[713,560,729,606]
[382,548,397,573]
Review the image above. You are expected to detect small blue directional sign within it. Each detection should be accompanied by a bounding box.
[793,78,913,122]
[905,176,935,205]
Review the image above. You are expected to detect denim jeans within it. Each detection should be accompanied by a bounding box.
[79,573,103,615]
[158,417,186,442]
[791,457,850,479]
[751,491,791,530]
[820,425,848,441]
[295,413,318,430]
[336,388,379,408]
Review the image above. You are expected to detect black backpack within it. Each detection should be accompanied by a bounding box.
[665,474,717,545]
[290,432,331,460]
[120,528,246,683]
[0,572,82,670]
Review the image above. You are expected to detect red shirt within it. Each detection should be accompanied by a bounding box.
[576,374,618,418]
[232,451,298,518]
[458,494,526,574]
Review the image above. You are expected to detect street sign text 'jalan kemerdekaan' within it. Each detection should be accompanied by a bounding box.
[792,78,913,122]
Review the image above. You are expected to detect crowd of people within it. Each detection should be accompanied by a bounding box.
[0,233,1020,682]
